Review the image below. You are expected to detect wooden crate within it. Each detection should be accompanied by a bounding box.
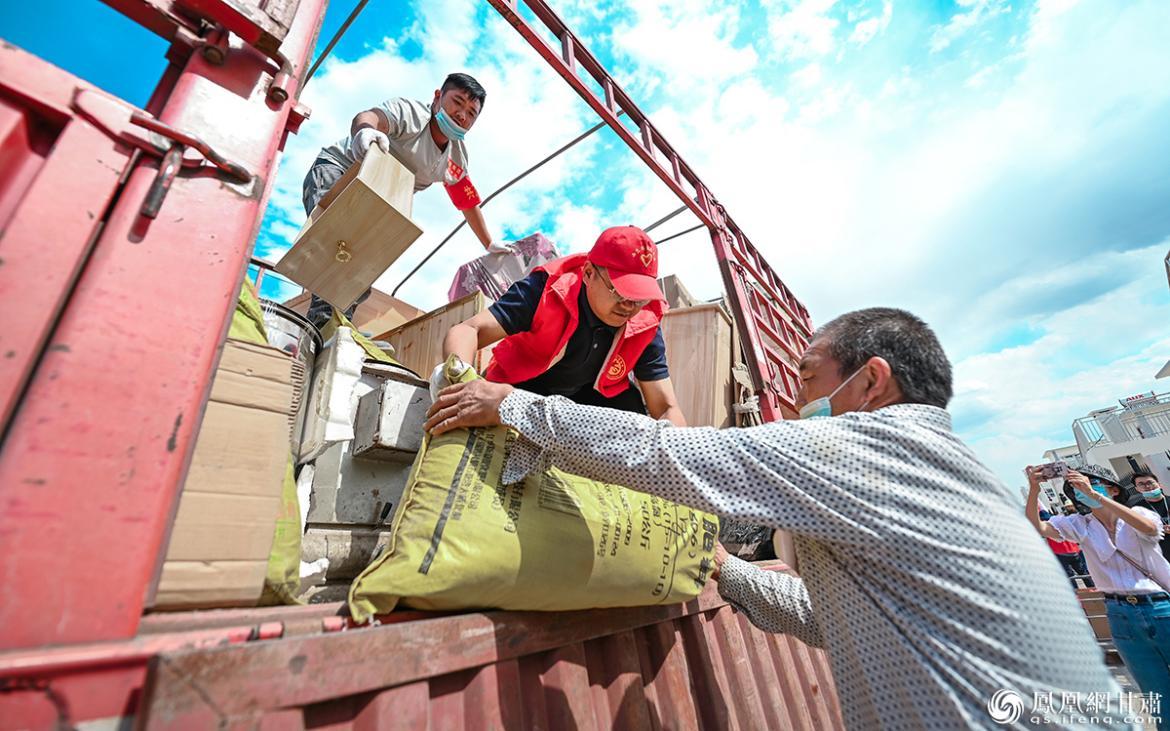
[660,302,734,428]
[374,292,492,377]
[1077,588,1111,641]
[377,295,735,428]
[276,147,422,310]
[282,288,426,335]
[657,274,698,310]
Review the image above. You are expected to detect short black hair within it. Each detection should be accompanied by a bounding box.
[441,73,486,107]
[1131,468,1158,486]
[814,308,953,409]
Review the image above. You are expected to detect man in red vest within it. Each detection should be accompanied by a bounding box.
[440,226,686,425]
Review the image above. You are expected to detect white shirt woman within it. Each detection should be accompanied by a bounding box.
[1027,465,1170,719]
[1048,506,1170,594]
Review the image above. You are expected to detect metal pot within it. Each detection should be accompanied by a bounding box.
[259,300,322,452]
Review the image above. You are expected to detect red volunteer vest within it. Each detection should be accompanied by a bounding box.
[484,254,666,397]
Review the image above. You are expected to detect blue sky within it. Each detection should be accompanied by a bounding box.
[6,0,1169,485]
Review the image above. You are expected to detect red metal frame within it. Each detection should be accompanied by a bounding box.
[484,0,813,420]
[130,580,842,729]
[0,0,327,651]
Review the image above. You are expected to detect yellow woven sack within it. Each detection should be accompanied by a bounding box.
[259,458,302,605]
[347,361,719,622]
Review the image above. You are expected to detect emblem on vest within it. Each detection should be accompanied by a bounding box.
[607,355,627,380]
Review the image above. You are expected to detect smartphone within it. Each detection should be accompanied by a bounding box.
[1034,462,1069,481]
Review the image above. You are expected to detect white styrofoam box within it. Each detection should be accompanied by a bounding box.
[300,525,393,581]
[299,557,330,592]
[307,440,412,526]
[298,328,366,462]
[352,377,430,462]
[295,463,315,537]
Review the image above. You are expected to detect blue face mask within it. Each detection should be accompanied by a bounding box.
[1071,486,1099,509]
[1144,488,1164,501]
[1074,484,1111,510]
[798,367,868,420]
[434,107,469,141]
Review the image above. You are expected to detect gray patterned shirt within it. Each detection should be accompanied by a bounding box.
[497,390,1127,730]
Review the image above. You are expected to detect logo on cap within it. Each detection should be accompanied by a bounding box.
[635,240,655,269]
[607,355,627,380]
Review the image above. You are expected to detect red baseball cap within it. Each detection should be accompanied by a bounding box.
[586,226,665,303]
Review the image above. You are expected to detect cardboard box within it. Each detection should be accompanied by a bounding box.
[275,148,423,310]
[153,339,294,609]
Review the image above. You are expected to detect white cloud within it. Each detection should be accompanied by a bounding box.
[953,242,1170,480]
[548,201,607,254]
[848,0,892,47]
[589,0,1170,488]
[790,63,824,87]
[930,0,1011,53]
[610,0,757,88]
[764,0,841,60]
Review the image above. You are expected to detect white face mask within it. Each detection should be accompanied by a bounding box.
[798,366,869,419]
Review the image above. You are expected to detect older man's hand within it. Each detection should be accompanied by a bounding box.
[712,542,729,581]
[424,380,515,435]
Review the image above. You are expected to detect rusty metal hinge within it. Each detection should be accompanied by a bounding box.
[71,89,254,219]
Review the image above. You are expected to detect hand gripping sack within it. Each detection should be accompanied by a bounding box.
[347,363,719,621]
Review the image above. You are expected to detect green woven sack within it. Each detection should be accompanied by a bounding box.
[348,358,719,621]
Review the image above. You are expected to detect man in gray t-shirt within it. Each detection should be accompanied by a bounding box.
[302,72,497,328]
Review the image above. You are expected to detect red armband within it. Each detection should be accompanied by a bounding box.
[445,176,482,211]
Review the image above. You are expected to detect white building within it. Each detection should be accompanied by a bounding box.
[1039,392,1170,506]
[1072,392,1170,483]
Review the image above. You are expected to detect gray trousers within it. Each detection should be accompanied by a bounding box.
[302,157,371,329]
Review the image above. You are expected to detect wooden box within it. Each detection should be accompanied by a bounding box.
[282,288,427,336]
[275,147,422,310]
[660,302,735,428]
[374,292,493,377]
[657,274,699,310]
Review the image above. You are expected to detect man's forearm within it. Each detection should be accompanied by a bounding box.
[719,556,824,647]
[434,382,890,542]
[496,390,829,532]
[442,324,479,365]
[498,390,725,512]
[463,206,492,248]
[657,404,686,427]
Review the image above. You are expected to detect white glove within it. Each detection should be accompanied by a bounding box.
[429,357,470,401]
[486,241,516,255]
[349,128,390,159]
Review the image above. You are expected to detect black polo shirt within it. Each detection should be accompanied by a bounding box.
[487,271,669,403]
